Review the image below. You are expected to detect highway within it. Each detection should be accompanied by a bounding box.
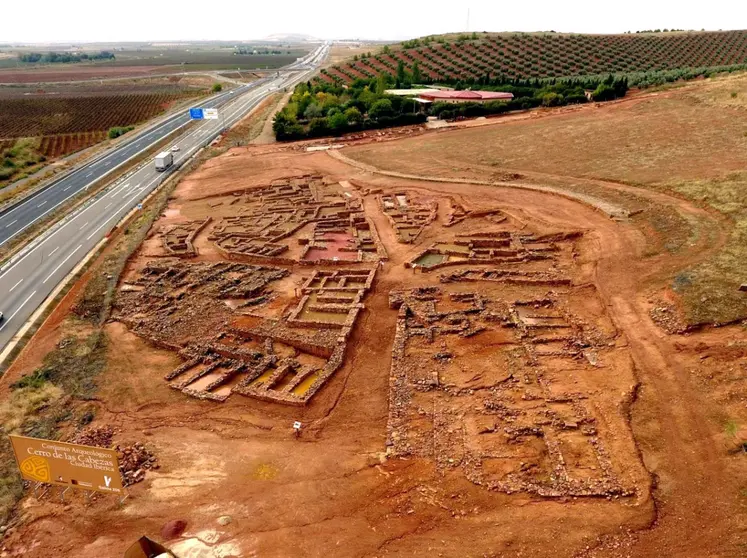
[0,43,328,359]
[0,45,326,248]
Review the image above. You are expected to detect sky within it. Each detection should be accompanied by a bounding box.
[4,0,747,43]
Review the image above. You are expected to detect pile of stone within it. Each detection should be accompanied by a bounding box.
[70,425,115,447]
[649,301,686,334]
[70,426,157,487]
[117,442,159,486]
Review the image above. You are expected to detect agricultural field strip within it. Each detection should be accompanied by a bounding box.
[0,91,202,138]
[0,44,328,358]
[0,81,267,247]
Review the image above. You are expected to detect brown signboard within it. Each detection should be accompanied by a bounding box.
[9,435,123,494]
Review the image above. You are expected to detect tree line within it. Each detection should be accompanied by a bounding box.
[389,60,629,105]
[432,76,628,119]
[233,48,291,55]
[274,71,630,141]
[18,51,115,64]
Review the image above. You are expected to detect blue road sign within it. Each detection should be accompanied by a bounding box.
[189,108,204,120]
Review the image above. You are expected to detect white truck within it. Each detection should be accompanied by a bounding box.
[155,151,173,172]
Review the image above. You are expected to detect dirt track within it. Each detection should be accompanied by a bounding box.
[1,120,745,557]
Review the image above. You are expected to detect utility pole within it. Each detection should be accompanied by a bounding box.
[466,8,470,32]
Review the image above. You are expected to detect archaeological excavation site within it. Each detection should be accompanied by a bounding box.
[105,149,651,513]
[4,89,747,557]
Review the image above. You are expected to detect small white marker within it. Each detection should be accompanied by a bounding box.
[9,278,23,292]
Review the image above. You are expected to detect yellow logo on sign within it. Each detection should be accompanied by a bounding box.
[20,456,51,482]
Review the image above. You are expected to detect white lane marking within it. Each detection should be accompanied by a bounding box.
[43,245,81,284]
[79,222,88,230]
[105,203,112,209]
[86,214,117,240]
[9,278,23,292]
[37,201,47,207]
[63,185,72,191]
[0,290,37,332]
[87,175,160,240]
[49,246,60,256]
[85,172,93,178]
[5,219,17,228]
[109,183,129,198]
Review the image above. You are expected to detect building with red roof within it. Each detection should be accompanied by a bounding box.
[416,90,514,104]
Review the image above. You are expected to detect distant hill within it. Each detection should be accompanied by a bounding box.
[264,33,319,43]
[319,30,747,86]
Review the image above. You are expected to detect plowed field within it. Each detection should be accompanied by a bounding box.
[0,92,199,138]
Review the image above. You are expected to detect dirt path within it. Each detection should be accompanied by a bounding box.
[251,88,293,145]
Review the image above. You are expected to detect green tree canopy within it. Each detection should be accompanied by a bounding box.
[344,107,362,124]
[412,61,422,84]
[328,111,348,130]
[369,98,394,120]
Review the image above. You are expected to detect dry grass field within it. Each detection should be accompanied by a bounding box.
[346,72,747,327]
[327,44,383,66]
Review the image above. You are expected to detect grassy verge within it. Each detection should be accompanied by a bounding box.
[664,172,747,326]
[0,139,47,185]
[220,92,282,147]
[0,330,106,525]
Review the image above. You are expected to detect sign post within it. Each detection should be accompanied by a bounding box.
[9,435,124,495]
[203,108,218,120]
[189,107,204,120]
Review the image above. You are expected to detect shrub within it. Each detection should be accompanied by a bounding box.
[308,117,330,137]
[591,83,616,101]
[328,111,348,131]
[107,125,134,139]
[212,83,223,93]
[369,98,394,120]
[541,92,564,106]
[344,107,362,124]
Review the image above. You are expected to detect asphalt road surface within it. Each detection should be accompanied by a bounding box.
[0,44,328,358]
